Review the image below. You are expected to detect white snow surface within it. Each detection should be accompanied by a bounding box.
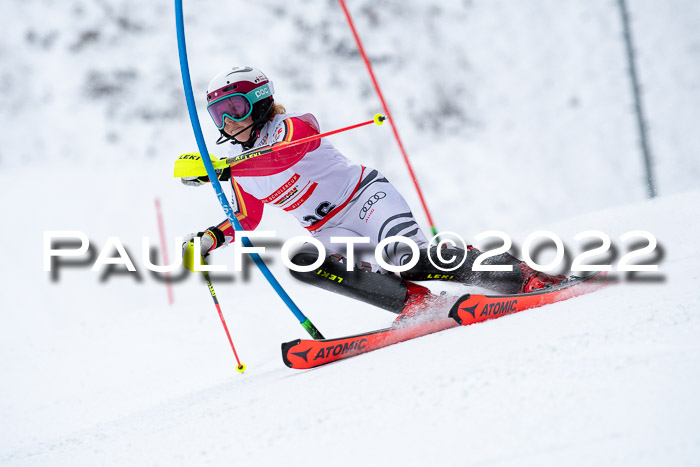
[2,0,700,466]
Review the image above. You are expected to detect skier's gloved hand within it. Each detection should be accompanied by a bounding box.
[181,176,207,187]
[181,166,231,187]
[182,227,225,272]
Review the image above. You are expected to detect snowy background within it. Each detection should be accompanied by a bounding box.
[2,0,700,465]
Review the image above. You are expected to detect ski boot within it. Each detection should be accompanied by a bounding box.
[518,263,568,293]
[393,282,450,327]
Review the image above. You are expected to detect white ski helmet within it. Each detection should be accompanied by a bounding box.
[206,66,275,145]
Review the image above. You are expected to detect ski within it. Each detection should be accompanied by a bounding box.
[282,272,608,369]
[448,271,608,326]
[282,316,459,369]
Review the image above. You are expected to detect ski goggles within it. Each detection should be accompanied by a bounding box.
[207,83,274,129]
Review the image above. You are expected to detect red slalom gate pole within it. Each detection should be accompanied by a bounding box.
[203,272,245,373]
[154,198,175,305]
[338,0,441,241]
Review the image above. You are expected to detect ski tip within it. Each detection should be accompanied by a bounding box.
[236,363,246,374]
[373,113,386,125]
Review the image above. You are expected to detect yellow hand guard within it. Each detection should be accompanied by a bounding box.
[174,153,229,178]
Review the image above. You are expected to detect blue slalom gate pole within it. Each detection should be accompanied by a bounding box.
[174,0,323,339]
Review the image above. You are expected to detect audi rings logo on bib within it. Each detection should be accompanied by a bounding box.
[359,192,386,219]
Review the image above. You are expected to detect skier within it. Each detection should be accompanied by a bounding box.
[180,66,566,320]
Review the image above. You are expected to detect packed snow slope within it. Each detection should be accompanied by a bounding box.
[2,0,700,465]
[2,177,699,465]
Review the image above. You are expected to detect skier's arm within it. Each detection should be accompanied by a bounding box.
[229,115,321,176]
[181,181,263,271]
[197,179,263,254]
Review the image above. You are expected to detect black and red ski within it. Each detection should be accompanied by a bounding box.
[448,271,608,326]
[282,314,459,369]
[282,272,608,369]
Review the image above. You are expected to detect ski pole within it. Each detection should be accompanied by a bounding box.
[225,114,385,167]
[174,114,386,178]
[175,0,325,340]
[203,272,245,373]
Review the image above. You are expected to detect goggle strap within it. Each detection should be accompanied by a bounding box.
[245,83,273,105]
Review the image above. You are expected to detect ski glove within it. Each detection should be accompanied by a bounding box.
[182,227,226,272]
[181,166,231,187]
